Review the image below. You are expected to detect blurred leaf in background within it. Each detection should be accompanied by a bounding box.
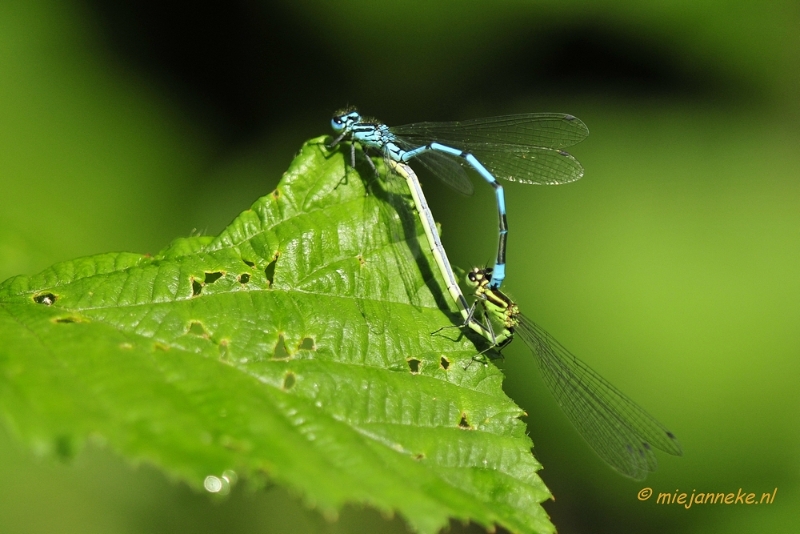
[1,0,798,533]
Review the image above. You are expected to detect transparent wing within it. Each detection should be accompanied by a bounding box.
[469,144,584,185]
[515,315,682,480]
[392,113,589,150]
[394,139,474,196]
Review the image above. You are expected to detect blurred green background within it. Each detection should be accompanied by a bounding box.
[1,0,798,533]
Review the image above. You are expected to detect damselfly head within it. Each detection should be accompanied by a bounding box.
[331,107,360,133]
[466,267,492,288]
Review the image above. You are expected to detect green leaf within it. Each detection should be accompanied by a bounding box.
[0,137,553,534]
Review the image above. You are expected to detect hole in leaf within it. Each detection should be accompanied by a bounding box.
[188,321,208,337]
[440,356,450,370]
[204,271,223,284]
[265,256,278,286]
[273,334,290,359]
[272,189,280,199]
[242,259,255,268]
[53,316,81,324]
[407,358,421,374]
[34,293,57,305]
[283,372,296,390]
[238,273,250,284]
[298,337,315,351]
[192,279,203,296]
[459,413,472,430]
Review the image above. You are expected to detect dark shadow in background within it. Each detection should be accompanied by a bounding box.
[85,0,341,145]
[479,22,742,103]
[85,0,747,148]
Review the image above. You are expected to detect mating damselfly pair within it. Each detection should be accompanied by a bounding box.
[329,108,682,480]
